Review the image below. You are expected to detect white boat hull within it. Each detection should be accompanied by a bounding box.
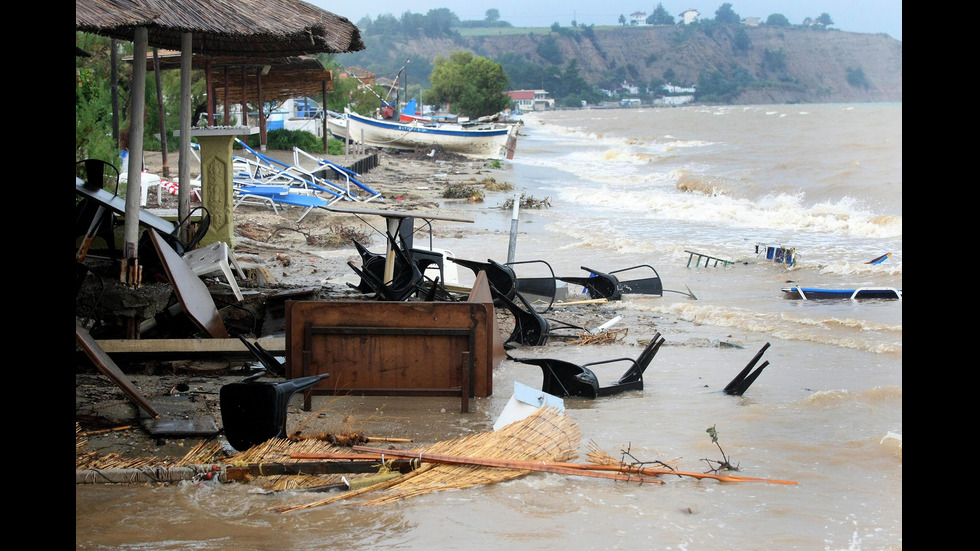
[328,112,519,160]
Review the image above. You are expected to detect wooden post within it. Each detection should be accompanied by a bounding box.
[153,48,169,181]
[177,33,192,244]
[122,27,147,288]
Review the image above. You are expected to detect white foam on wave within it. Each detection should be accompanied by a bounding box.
[550,181,902,240]
[629,301,902,355]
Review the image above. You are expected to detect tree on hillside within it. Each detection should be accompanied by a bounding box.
[647,3,675,25]
[422,8,460,36]
[734,28,751,51]
[423,51,510,118]
[846,67,869,89]
[715,3,740,24]
[815,13,834,27]
[761,48,787,74]
[619,14,626,25]
[537,34,563,65]
[696,70,738,102]
[766,13,790,27]
[485,8,500,24]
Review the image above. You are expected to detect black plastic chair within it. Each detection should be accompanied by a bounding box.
[490,284,583,347]
[238,335,286,377]
[220,373,329,451]
[451,257,518,302]
[512,331,665,398]
[558,265,664,301]
[723,342,771,396]
[508,259,558,313]
[75,159,122,258]
[557,265,623,301]
[346,235,425,301]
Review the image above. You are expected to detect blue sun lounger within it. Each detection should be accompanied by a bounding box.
[293,147,382,203]
[234,140,363,202]
[234,184,334,222]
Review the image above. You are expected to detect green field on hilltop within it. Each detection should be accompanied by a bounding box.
[456,25,621,37]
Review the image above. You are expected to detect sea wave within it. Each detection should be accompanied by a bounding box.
[630,301,902,355]
[549,183,903,240]
[802,386,902,406]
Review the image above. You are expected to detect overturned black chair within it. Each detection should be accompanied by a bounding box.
[75,159,122,259]
[558,265,664,301]
[484,274,582,347]
[509,259,559,313]
[347,236,426,301]
[512,331,666,398]
[450,257,518,302]
[348,238,452,301]
[723,342,771,396]
[220,373,328,451]
[238,335,286,377]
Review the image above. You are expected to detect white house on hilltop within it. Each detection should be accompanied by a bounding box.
[681,9,700,25]
[629,11,647,25]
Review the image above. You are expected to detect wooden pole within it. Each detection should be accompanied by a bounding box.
[223,66,230,125]
[177,32,192,243]
[206,57,213,126]
[153,48,168,181]
[346,447,663,483]
[111,39,119,145]
[257,72,266,150]
[348,446,798,485]
[241,67,248,126]
[321,79,328,152]
[122,27,147,288]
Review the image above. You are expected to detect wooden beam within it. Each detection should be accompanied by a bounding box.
[77,323,160,418]
[93,337,285,358]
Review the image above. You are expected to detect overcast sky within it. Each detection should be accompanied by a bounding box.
[313,1,901,41]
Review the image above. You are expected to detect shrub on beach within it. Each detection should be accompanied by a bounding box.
[501,193,550,210]
[243,129,326,153]
[479,177,513,192]
[442,183,485,202]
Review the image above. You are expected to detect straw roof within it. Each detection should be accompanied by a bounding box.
[140,50,336,105]
[75,0,365,57]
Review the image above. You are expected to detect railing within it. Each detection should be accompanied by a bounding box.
[684,250,734,268]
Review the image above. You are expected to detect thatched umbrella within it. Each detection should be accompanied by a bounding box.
[76,0,364,287]
[134,51,337,147]
[75,0,365,57]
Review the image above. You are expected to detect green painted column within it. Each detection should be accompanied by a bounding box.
[187,127,258,248]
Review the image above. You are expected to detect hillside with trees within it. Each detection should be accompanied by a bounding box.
[336,6,902,107]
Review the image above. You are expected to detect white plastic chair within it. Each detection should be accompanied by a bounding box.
[182,241,246,301]
[118,151,163,206]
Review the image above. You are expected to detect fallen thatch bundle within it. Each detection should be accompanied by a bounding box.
[275,406,580,512]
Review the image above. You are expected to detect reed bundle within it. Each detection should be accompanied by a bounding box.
[274,407,580,512]
[572,328,628,345]
[227,438,382,492]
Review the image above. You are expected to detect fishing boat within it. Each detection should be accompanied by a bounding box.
[328,109,520,160]
[781,286,902,300]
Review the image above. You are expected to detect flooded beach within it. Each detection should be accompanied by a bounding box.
[76,103,901,550]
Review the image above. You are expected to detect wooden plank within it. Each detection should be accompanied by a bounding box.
[148,230,229,338]
[93,337,285,356]
[76,322,160,418]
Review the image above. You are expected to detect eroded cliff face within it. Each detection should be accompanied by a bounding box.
[381,26,902,104]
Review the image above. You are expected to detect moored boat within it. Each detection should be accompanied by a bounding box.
[328,109,520,160]
[781,286,902,300]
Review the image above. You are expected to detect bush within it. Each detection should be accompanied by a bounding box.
[245,129,324,153]
[442,183,485,201]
